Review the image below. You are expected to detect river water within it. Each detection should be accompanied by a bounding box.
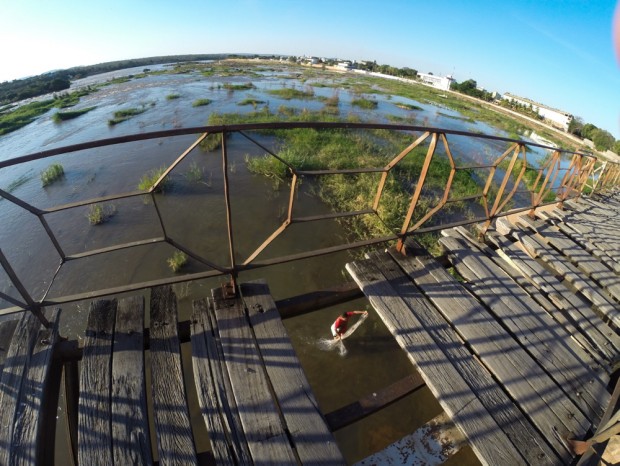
[0,61,563,464]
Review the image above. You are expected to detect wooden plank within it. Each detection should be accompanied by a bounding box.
[9,309,60,465]
[325,374,425,431]
[517,216,620,303]
[150,285,198,465]
[111,296,152,465]
[538,211,620,274]
[0,312,49,464]
[440,234,607,425]
[487,228,620,365]
[346,258,537,465]
[191,298,243,466]
[0,319,18,371]
[240,280,345,465]
[510,225,620,328]
[382,249,570,463]
[78,299,116,466]
[211,287,298,464]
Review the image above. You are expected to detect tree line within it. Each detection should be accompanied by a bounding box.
[0,54,230,106]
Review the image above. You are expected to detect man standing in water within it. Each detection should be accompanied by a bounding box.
[331,310,368,340]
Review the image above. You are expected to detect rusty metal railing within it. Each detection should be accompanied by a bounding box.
[0,122,618,324]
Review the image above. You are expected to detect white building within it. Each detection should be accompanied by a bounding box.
[417,73,455,91]
[501,93,573,131]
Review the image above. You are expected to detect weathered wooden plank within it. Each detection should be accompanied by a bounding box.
[0,312,41,464]
[538,211,620,274]
[510,225,620,328]
[191,298,243,466]
[150,285,198,465]
[212,288,298,464]
[440,233,607,426]
[240,280,345,465]
[455,225,611,370]
[346,259,536,465]
[9,308,60,465]
[78,299,116,466]
[111,296,152,465]
[517,216,620,303]
[487,227,620,365]
[383,249,570,463]
[0,319,18,371]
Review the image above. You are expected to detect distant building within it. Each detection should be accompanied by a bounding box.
[417,73,455,91]
[336,61,352,71]
[501,93,573,131]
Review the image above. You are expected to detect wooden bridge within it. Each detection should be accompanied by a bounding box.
[348,190,620,465]
[1,119,620,465]
[1,192,619,464]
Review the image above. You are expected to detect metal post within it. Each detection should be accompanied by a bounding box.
[221,131,238,293]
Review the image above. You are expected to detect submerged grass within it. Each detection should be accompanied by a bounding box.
[267,88,314,100]
[352,97,378,109]
[167,250,188,272]
[53,106,96,122]
[192,98,212,107]
[41,163,64,186]
[108,106,149,125]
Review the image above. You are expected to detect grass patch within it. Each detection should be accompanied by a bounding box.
[267,88,314,100]
[166,94,181,100]
[138,166,170,192]
[185,161,204,182]
[167,250,188,272]
[41,163,64,186]
[395,102,423,111]
[192,98,212,107]
[0,100,55,135]
[87,203,117,225]
[108,106,148,125]
[238,98,266,106]
[212,108,480,250]
[223,82,255,91]
[53,106,96,122]
[199,133,225,152]
[352,97,378,109]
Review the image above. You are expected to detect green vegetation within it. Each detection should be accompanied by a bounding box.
[238,98,266,106]
[498,157,556,203]
[41,163,64,186]
[138,166,170,192]
[87,203,117,225]
[108,106,148,125]
[210,108,480,252]
[199,133,225,152]
[352,97,378,109]
[267,88,314,100]
[192,98,212,107]
[167,250,188,272]
[223,82,255,91]
[395,103,423,111]
[185,161,204,182]
[53,106,96,122]
[166,93,181,100]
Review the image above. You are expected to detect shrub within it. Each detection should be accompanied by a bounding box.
[87,203,117,225]
[41,163,64,186]
[192,98,212,107]
[138,166,170,192]
[167,251,188,272]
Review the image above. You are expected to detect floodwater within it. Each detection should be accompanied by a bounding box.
[0,62,561,464]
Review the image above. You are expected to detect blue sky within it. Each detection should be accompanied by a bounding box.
[2,0,619,138]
